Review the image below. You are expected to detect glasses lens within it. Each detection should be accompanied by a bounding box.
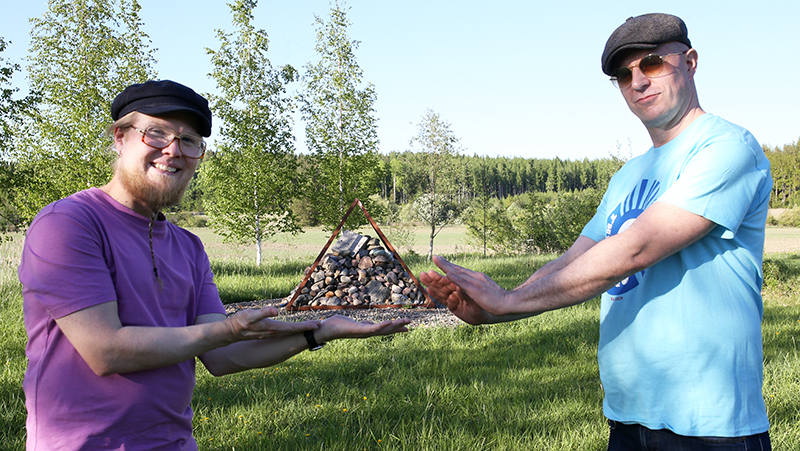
[639,54,664,77]
[179,136,204,153]
[144,126,172,147]
[610,67,632,89]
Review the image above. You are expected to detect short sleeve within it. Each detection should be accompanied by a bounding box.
[657,140,767,238]
[19,210,117,319]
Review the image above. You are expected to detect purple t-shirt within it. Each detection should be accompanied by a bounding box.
[19,188,226,450]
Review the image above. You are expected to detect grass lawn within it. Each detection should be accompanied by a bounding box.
[1,226,799,450]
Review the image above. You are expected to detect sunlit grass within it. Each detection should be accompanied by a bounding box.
[2,228,799,449]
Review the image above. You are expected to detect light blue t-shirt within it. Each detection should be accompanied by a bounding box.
[581,114,771,437]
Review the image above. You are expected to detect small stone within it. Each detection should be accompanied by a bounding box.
[390,293,410,304]
[327,297,342,306]
[365,279,391,304]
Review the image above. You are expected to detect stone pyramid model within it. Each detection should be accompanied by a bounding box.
[283,198,433,311]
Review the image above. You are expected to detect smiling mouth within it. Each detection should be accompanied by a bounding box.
[153,163,178,173]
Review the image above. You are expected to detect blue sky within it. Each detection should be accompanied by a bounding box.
[2,0,798,160]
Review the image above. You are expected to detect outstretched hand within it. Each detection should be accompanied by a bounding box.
[419,255,509,325]
[316,315,411,342]
[228,307,321,341]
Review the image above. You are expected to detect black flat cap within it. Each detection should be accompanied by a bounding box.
[111,80,212,137]
[601,13,691,76]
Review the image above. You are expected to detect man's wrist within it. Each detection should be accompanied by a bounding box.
[304,330,325,351]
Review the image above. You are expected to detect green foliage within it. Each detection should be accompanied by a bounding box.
[764,140,800,208]
[410,109,462,260]
[0,38,37,160]
[201,0,301,266]
[376,150,627,210]
[9,0,156,226]
[463,196,516,255]
[165,211,207,228]
[299,1,380,231]
[0,38,36,233]
[777,207,800,228]
[525,189,604,254]
[464,190,603,255]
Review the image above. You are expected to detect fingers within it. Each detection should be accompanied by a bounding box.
[318,316,411,341]
[432,255,459,274]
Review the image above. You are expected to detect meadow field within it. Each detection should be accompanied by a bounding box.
[1,226,798,450]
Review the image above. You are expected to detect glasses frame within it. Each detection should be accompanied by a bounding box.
[131,125,207,159]
[610,50,689,89]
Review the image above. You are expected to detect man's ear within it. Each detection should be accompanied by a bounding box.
[685,48,699,77]
[113,127,126,155]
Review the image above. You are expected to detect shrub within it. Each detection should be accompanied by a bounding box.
[166,212,208,228]
[462,189,603,256]
[524,189,603,254]
[777,207,800,227]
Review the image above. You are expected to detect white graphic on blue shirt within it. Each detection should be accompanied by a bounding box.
[606,179,661,296]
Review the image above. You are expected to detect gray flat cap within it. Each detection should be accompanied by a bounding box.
[601,13,691,76]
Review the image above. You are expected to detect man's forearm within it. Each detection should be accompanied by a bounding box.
[199,333,309,376]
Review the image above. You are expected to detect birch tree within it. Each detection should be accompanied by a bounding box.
[12,0,155,225]
[410,109,460,260]
[300,0,380,231]
[201,0,300,266]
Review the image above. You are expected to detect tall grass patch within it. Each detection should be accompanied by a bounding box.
[0,234,27,449]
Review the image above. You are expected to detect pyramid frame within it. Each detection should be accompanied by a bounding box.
[285,198,435,311]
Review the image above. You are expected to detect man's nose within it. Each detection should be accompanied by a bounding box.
[161,137,184,157]
[629,66,651,90]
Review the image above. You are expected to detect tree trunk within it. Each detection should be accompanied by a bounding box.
[256,232,262,267]
[428,225,435,261]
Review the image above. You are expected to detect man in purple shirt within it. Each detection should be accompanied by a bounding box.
[19,79,410,450]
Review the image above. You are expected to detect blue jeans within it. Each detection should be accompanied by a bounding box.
[607,420,771,451]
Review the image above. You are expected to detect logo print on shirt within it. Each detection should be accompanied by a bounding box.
[606,179,661,296]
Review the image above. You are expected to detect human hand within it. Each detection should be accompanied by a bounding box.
[227,307,321,341]
[419,255,509,324]
[314,315,411,343]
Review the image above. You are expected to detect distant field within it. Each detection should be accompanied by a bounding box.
[194,225,480,264]
[764,227,800,254]
[194,225,799,264]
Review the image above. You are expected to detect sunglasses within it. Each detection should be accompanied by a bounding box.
[610,51,688,89]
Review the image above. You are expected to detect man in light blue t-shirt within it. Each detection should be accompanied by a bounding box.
[420,13,771,450]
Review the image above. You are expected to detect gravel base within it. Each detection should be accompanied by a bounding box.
[225,299,465,329]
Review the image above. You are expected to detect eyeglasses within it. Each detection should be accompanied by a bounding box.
[131,125,207,159]
[610,51,688,89]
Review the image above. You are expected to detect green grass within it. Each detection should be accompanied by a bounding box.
[2,228,800,450]
[0,235,27,450]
